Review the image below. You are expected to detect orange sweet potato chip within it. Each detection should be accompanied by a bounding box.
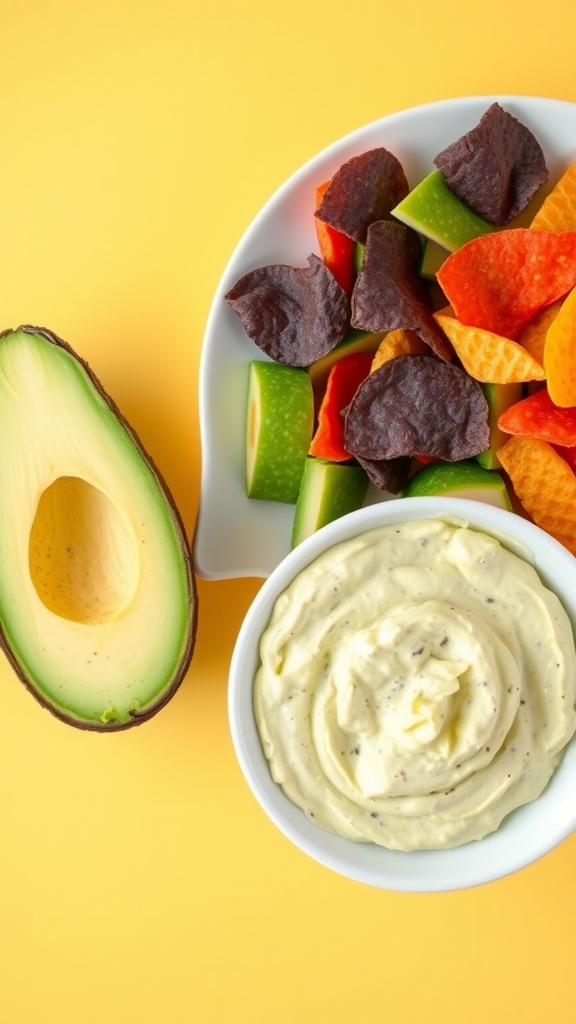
[543,285,576,406]
[497,435,576,555]
[436,228,576,338]
[434,310,545,383]
[370,328,429,371]
[530,163,576,232]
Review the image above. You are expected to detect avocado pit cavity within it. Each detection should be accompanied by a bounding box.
[29,475,139,625]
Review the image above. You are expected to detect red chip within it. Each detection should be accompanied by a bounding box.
[437,228,576,339]
[498,387,576,447]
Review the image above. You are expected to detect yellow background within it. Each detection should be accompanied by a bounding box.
[1,2,575,1022]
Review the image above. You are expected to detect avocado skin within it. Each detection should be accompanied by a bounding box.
[0,325,198,731]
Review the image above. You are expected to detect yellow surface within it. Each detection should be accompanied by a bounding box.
[1,2,576,1022]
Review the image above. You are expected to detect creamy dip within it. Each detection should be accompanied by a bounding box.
[254,519,576,850]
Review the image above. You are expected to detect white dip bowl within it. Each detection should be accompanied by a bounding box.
[228,497,576,892]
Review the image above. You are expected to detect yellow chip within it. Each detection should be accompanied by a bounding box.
[370,328,429,372]
[434,311,545,384]
[516,299,562,367]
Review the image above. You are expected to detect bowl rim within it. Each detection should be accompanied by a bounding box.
[228,497,576,892]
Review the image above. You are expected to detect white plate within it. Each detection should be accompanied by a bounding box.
[193,95,576,581]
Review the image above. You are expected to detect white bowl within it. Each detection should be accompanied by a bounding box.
[194,95,576,580]
[228,498,576,892]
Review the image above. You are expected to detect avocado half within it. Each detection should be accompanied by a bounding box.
[0,326,197,730]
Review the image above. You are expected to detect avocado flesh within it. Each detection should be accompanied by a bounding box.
[291,457,369,547]
[477,382,524,470]
[0,327,196,729]
[246,360,313,503]
[391,170,494,252]
[404,459,511,509]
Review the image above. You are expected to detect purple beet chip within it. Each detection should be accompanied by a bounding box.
[344,354,490,462]
[315,147,409,244]
[353,453,411,494]
[225,254,350,366]
[351,220,453,361]
[433,103,549,226]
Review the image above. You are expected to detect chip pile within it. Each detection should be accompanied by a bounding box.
[225,102,576,555]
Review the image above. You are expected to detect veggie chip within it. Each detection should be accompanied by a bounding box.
[315,147,409,244]
[351,220,453,360]
[344,354,490,461]
[225,254,350,366]
[353,453,411,494]
[434,102,549,225]
[437,228,576,339]
[498,435,576,556]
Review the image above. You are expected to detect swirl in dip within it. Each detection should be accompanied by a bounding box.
[254,519,576,850]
